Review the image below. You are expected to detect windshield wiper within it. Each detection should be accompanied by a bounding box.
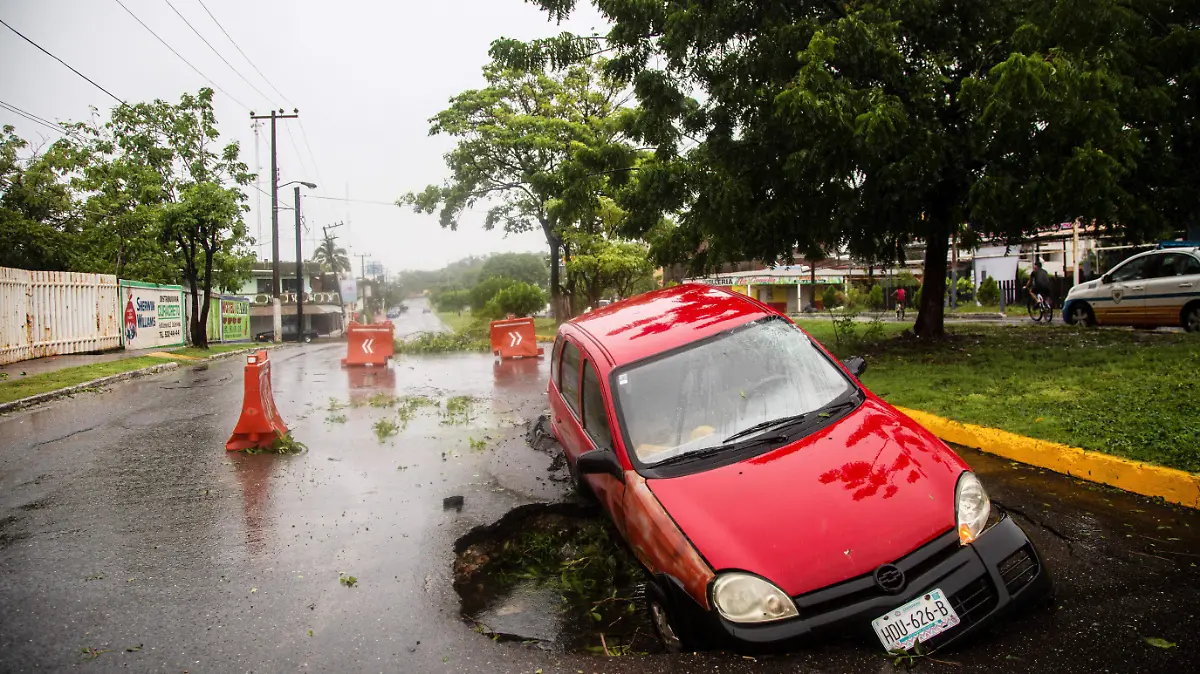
[653,434,790,468]
[722,392,863,444]
[723,414,810,443]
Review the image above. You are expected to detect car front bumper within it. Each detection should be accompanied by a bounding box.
[675,515,1051,653]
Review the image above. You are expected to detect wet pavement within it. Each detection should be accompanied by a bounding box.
[1,302,1198,673]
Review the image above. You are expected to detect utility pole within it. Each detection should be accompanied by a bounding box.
[355,253,369,319]
[295,185,305,342]
[248,109,300,293]
[249,109,299,343]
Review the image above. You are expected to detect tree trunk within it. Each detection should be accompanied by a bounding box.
[913,216,949,338]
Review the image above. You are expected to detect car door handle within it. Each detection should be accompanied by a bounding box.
[1181,282,1195,288]
[1130,285,1144,291]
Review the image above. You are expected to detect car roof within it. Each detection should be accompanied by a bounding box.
[566,283,771,366]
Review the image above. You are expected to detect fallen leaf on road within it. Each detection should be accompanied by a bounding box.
[1142,637,1176,649]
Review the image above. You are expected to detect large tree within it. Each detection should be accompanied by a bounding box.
[313,233,351,274]
[400,60,642,320]
[61,89,254,347]
[0,126,78,271]
[494,0,1187,337]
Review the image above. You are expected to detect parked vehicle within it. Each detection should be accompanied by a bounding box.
[1062,243,1200,331]
[255,323,319,343]
[548,284,1052,653]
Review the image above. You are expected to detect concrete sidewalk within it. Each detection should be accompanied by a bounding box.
[0,348,171,379]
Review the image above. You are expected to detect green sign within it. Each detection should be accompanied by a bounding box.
[220,297,251,341]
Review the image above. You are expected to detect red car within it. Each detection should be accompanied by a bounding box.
[548,284,1051,653]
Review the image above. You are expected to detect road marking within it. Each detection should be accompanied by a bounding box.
[508,331,522,347]
[362,338,374,354]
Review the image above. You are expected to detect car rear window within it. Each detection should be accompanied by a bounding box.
[582,361,614,450]
[560,340,582,417]
[1159,253,1200,277]
[612,318,851,466]
[550,336,562,387]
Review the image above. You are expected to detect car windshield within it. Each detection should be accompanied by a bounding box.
[612,318,852,466]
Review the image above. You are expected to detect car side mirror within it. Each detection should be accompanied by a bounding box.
[1100,274,1112,285]
[843,356,867,377]
[577,448,625,482]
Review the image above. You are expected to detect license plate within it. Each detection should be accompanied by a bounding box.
[871,588,960,652]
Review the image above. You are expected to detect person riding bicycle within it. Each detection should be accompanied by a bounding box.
[893,287,907,319]
[1027,261,1052,308]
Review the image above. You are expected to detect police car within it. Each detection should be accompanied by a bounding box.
[1062,242,1200,332]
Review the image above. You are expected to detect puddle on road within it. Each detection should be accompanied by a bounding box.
[453,503,661,655]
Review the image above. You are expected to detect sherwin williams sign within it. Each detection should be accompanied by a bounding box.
[220,297,250,341]
[120,280,185,349]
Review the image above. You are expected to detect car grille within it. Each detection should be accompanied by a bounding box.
[794,529,960,616]
[950,576,998,629]
[998,545,1038,595]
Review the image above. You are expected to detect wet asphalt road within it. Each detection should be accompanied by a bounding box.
[1,302,1198,673]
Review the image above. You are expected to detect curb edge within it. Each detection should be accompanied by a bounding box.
[897,406,1200,510]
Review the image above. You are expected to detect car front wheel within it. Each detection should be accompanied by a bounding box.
[1066,302,1095,327]
[648,595,684,653]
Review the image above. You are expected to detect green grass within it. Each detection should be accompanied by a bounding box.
[437,310,557,341]
[0,356,176,404]
[437,310,476,333]
[848,325,1200,473]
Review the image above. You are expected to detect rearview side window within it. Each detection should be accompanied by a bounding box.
[560,340,582,418]
[550,336,562,388]
[582,361,614,450]
[1110,256,1150,283]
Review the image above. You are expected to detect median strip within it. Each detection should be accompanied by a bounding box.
[898,406,1200,509]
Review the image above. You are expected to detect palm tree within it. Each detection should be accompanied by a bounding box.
[313,236,351,274]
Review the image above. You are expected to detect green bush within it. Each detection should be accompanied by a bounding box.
[433,288,470,312]
[913,286,922,307]
[977,276,1000,305]
[469,277,516,312]
[489,282,546,318]
[845,285,867,309]
[867,285,885,310]
[821,285,841,308]
[957,276,975,301]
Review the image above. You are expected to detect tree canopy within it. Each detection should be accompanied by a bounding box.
[493,0,1197,336]
[400,59,644,319]
[478,251,548,288]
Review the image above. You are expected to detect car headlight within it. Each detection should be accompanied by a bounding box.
[955,471,991,545]
[711,572,798,623]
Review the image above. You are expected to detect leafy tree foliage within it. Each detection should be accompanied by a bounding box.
[433,288,471,313]
[400,60,642,319]
[313,234,351,274]
[495,0,1195,337]
[0,127,77,270]
[486,281,547,318]
[867,285,885,310]
[565,237,654,307]
[479,252,548,288]
[470,276,516,313]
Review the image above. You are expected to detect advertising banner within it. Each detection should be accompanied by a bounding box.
[339,275,357,304]
[120,280,185,350]
[220,297,251,341]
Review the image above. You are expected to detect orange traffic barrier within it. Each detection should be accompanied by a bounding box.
[489,317,543,359]
[342,321,395,367]
[226,350,289,451]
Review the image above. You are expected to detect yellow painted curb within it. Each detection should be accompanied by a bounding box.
[896,406,1200,510]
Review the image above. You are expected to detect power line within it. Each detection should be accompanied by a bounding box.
[297,119,325,187]
[0,100,83,143]
[0,17,125,104]
[194,0,293,107]
[111,0,251,111]
[161,0,277,108]
[309,195,399,206]
[282,123,312,179]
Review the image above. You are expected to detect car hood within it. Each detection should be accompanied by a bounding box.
[646,398,967,597]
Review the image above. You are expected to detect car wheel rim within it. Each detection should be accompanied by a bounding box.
[650,600,682,653]
[1071,308,1088,325]
[1188,308,1200,332]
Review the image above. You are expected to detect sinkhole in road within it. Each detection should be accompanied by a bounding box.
[452,503,663,655]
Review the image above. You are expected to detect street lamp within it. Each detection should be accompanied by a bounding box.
[281,181,317,343]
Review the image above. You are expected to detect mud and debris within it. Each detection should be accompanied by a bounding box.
[453,503,659,655]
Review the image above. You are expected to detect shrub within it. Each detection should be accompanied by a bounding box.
[845,285,866,309]
[489,282,546,318]
[977,276,1000,305]
[433,288,470,313]
[396,330,489,354]
[956,276,975,301]
[821,285,840,308]
[913,286,922,307]
[867,285,885,310]
[469,277,516,312]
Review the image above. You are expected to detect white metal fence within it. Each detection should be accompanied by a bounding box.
[0,266,121,365]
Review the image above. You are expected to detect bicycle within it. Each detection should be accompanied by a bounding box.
[1026,291,1053,323]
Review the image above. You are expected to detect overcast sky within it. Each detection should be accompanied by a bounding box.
[0,0,605,272]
